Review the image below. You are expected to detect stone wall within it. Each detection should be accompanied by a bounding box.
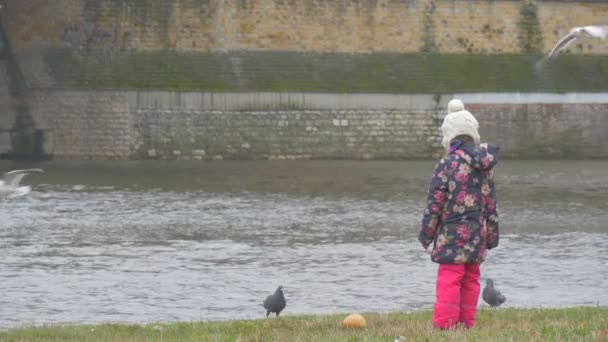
[135,109,440,160]
[29,90,134,159]
[5,0,608,54]
[3,0,608,90]
[471,103,605,158]
[39,50,608,93]
[19,91,608,160]
[2,3,607,106]
[458,93,608,158]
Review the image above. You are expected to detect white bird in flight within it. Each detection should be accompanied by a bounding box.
[0,168,44,198]
[543,25,608,60]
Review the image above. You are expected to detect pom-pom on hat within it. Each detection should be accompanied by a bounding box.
[447,98,464,113]
[441,99,481,149]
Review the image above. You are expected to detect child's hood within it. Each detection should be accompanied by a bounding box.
[455,143,500,171]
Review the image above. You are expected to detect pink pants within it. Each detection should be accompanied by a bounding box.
[433,263,481,329]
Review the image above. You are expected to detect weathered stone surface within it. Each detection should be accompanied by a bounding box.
[5,0,608,54]
[29,90,135,159]
[18,90,608,160]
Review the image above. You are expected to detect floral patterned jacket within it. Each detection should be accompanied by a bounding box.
[418,142,500,264]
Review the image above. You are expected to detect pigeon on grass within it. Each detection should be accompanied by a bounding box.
[263,285,286,317]
[482,279,506,308]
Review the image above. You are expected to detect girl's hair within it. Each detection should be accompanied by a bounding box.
[452,135,474,145]
[444,134,475,157]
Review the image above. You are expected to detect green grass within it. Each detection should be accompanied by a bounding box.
[1,307,607,341]
[43,48,608,93]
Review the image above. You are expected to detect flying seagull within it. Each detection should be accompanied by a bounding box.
[263,285,286,317]
[543,25,608,60]
[0,168,44,198]
[482,278,506,308]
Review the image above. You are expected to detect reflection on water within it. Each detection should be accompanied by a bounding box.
[0,160,607,328]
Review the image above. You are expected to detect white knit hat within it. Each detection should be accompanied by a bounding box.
[441,99,480,149]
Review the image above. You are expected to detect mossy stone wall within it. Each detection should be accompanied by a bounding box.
[43,49,608,93]
[4,0,608,92]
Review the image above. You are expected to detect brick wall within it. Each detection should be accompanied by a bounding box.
[135,109,441,160]
[470,103,608,158]
[29,90,134,159]
[21,91,608,160]
[5,0,608,54]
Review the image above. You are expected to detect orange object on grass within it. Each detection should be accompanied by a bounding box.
[342,313,367,328]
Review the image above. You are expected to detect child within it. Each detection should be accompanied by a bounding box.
[418,99,500,330]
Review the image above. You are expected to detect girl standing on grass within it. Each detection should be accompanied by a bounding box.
[418,99,500,330]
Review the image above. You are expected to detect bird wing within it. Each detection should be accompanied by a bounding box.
[263,295,272,310]
[546,32,578,59]
[2,169,44,187]
[582,25,608,39]
[482,287,491,303]
[498,293,507,304]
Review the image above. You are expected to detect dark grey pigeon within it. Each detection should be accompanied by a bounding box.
[482,279,506,308]
[263,286,286,317]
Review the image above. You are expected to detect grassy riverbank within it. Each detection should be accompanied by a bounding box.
[1,307,607,341]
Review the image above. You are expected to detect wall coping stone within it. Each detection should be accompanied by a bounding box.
[34,89,608,111]
[455,93,608,104]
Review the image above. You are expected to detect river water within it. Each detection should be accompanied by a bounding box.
[0,160,607,328]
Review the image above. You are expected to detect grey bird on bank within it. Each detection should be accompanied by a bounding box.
[263,286,286,317]
[0,169,44,198]
[482,279,506,308]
